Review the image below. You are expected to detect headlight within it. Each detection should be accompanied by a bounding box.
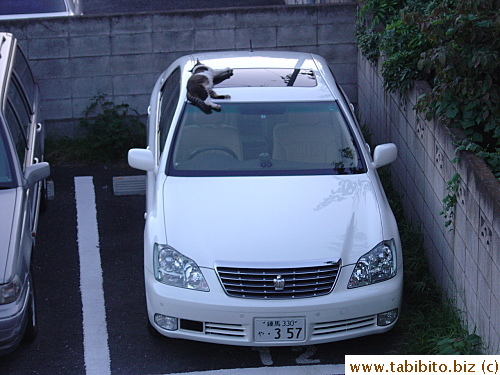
[153,245,209,291]
[348,240,397,288]
[0,274,22,304]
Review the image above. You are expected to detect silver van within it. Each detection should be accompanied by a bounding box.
[0,33,50,355]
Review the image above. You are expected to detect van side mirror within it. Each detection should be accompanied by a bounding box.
[128,148,155,172]
[373,143,397,168]
[24,162,50,187]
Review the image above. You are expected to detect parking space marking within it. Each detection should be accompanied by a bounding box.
[75,176,111,375]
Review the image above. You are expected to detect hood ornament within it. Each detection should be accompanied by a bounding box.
[273,275,285,291]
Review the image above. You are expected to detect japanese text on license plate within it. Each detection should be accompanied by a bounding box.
[254,318,306,342]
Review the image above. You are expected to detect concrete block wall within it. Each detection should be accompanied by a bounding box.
[358,54,500,354]
[0,3,357,137]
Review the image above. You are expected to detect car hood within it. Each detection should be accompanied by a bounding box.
[162,175,383,268]
[0,189,17,281]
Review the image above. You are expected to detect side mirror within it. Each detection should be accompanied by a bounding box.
[128,148,155,171]
[373,143,397,168]
[24,162,50,187]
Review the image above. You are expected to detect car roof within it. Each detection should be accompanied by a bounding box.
[173,51,340,103]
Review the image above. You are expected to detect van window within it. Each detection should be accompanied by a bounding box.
[13,46,36,111]
[158,68,181,154]
[4,101,27,166]
[7,75,32,137]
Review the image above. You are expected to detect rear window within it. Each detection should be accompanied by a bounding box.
[168,101,365,177]
[0,0,67,15]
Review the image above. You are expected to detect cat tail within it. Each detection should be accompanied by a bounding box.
[187,92,212,114]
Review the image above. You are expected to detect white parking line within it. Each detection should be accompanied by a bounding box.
[75,176,111,375]
[163,364,345,375]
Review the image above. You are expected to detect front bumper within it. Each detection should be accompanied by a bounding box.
[146,265,403,346]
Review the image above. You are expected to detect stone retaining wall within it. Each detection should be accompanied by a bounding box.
[0,3,357,136]
[358,54,500,354]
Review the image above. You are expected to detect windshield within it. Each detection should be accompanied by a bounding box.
[169,102,365,177]
[0,123,16,189]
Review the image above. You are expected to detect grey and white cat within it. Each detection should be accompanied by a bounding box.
[186,59,233,113]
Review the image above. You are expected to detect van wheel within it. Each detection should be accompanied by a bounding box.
[39,180,48,213]
[23,273,38,342]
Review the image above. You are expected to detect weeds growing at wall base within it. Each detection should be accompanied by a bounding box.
[379,166,483,354]
[46,93,146,164]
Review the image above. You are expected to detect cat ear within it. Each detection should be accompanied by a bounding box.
[196,59,201,65]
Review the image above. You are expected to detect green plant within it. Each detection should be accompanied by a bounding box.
[356,0,407,62]
[380,18,430,93]
[440,172,460,228]
[79,93,146,162]
[434,333,483,355]
[356,0,500,180]
[416,0,500,178]
[378,168,483,354]
[46,94,146,165]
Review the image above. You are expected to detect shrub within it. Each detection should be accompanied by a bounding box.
[79,93,146,162]
[46,94,146,165]
[415,0,499,177]
[356,0,500,179]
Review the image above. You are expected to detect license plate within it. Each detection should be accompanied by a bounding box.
[254,318,306,342]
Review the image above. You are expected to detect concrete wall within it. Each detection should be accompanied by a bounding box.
[0,3,358,137]
[358,54,500,354]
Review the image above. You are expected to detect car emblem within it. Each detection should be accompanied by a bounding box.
[273,275,285,291]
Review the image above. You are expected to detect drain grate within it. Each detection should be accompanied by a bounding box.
[112,175,146,196]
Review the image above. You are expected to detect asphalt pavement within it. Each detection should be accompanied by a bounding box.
[0,162,404,374]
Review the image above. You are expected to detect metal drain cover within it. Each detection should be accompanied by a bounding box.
[112,175,146,196]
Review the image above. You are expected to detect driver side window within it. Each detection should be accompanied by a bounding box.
[158,67,181,154]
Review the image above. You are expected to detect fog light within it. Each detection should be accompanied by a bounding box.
[154,314,178,331]
[377,309,398,326]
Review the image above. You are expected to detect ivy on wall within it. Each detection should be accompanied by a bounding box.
[356,0,499,179]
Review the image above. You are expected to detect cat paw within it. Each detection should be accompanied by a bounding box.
[223,95,231,99]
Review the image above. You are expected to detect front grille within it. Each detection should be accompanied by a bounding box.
[216,261,341,299]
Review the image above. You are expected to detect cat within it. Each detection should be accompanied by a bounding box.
[186,59,233,113]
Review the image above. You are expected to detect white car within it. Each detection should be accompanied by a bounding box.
[128,51,402,346]
[0,0,82,20]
